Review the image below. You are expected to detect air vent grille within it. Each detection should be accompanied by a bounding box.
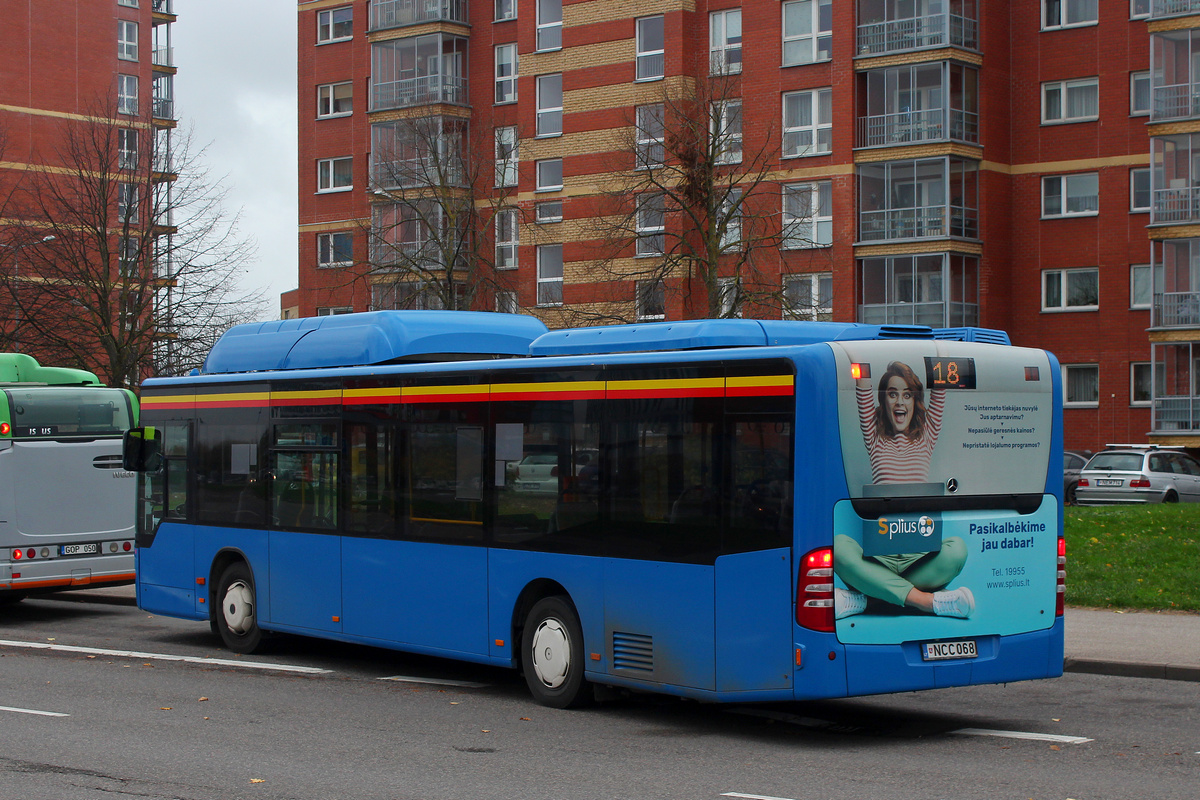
[612,631,654,673]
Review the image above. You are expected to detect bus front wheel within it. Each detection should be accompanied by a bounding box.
[521,596,591,709]
[213,562,264,653]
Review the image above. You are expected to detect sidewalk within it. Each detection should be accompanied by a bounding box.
[1063,607,1200,682]
[57,588,1200,682]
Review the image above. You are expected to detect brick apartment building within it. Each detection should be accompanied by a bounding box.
[291,0,1200,455]
[0,0,179,381]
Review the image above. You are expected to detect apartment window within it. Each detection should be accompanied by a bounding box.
[118,182,139,222]
[710,9,742,75]
[495,126,518,187]
[1043,268,1099,310]
[636,280,666,321]
[317,82,353,118]
[318,7,353,43]
[119,236,140,276]
[537,244,564,305]
[118,0,138,6]
[495,44,518,104]
[784,273,833,320]
[496,208,518,269]
[782,0,831,66]
[496,0,516,22]
[536,159,563,192]
[536,74,563,136]
[318,157,353,192]
[1131,0,1150,18]
[1042,173,1098,217]
[1130,71,1150,116]
[636,16,665,81]
[712,100,743,165]
[536,201,563,223]
[783,89,832,158]
[318,232,353,267]
[496,291,519,314]
[636,194,666,256]
[1042,78,1098,123]
[118,128,139,170]
[717,277,741,317]
[719,190,742,251]
[782,182,832,249]
[537,0,562,51]
[1130,264,1153,309]
[1063,364,1099,406]
[636,104,665,168]
[118,20,138,61]
[1131,168,1151,213]
[1131,362,1164,405]
[118,74,138,115]
[1042,0,1097,29]
[317,307,354,316]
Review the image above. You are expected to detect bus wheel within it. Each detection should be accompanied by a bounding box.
[521,596,591,709]
[213,562,264,653]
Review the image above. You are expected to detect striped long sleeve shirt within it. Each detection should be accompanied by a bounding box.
[857,385,945,484]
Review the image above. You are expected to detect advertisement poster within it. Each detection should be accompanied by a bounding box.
[829,341,1059,645]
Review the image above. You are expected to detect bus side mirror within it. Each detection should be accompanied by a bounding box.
[123,427,162,472]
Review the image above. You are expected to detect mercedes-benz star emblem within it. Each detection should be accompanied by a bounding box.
[946,478,959,494]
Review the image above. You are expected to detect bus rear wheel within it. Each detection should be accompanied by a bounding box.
[213,562,264,653]
[521,596,591,709]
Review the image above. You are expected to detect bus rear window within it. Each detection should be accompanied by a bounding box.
[5,388,132,438]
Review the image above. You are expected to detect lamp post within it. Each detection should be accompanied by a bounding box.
[2,235,56,352]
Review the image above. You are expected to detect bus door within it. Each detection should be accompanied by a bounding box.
[268,418,343,633]
[714,406,795,693]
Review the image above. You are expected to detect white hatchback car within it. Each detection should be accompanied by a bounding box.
[1075,446,1200,505]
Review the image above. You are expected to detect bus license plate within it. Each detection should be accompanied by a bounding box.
[923,639,977,661]
[60,543,99,557]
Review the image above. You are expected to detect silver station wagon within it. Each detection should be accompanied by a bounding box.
[1076,445,1200,505]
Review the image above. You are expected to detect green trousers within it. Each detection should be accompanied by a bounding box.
[833,534,968,607]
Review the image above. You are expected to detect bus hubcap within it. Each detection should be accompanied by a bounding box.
[223,580,254,635]
[530,619,570,689]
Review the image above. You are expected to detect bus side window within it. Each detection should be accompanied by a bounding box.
[727,416,793,552]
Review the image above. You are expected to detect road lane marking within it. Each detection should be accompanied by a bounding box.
[0,639,332,675]
[952,728,1093,744]
[378,675,489,688]
[0,705,69,717]
[722,793,799,800]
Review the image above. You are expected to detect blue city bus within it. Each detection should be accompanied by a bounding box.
[123,311,1065,707]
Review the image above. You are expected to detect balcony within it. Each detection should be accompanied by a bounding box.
[857,107,978,147]
[370,0,468,31]
[1151,82,1200,122]
[857,157,979,242]
[152,0,174,14]
[856,4,978,57]
[1151,0,1200,18]
[1152,186,1200,224]
[1154,292,1200,327]
[1154,396,1200,431]
[372,76,467,110]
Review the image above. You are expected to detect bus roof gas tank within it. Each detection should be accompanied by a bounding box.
[201,311,550,374]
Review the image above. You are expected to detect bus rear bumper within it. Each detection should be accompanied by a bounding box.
[840,617,1065,697]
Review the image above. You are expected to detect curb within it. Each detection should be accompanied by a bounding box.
[1064,657,1200,683]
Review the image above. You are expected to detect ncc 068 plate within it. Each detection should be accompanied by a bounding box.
[922,639,978,661]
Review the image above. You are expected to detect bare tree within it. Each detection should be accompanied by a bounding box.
[0,99,263,386]
[362,114,518,313]
[591,77,811,321]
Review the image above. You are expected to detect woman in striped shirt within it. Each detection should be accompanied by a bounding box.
[833,361,975,620]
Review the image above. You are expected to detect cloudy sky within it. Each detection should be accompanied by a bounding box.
[174,1,298,319]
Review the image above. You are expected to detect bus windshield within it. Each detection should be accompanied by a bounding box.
[4,387,133,438]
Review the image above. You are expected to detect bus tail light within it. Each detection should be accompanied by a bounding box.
[11,548,21,560]
[1055,537,1066,617]
[797,547,835,632]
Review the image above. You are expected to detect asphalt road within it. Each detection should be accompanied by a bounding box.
[1,592,1198,800]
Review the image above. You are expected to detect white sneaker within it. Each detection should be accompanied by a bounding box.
[932,586,975,618]
[834,587,868,620]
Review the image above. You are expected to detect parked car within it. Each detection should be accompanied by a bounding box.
[1063,449,1093,505]
[514,453,561,494]
[1075,445,1200,505]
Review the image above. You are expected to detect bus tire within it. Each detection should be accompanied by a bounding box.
[213,561,264,653]
[521,596,591,709]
